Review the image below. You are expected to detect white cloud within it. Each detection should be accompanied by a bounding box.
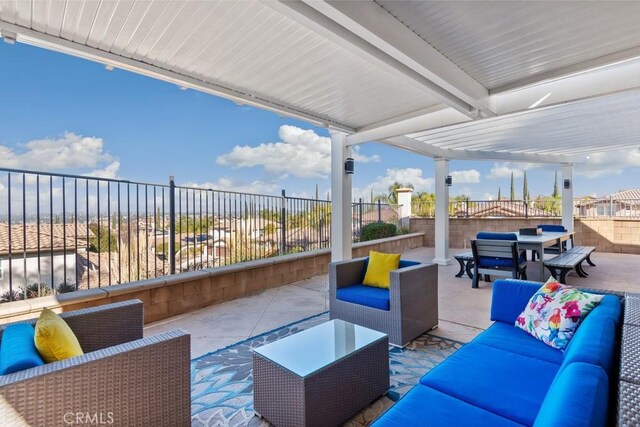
[182,178,278,195]
[0,132,115,171]
[353,168,434,200]
[576,149,640,178]
[487,164,524,179]
[216,125,379,179]
[85,161,121,179]
[450,169,480,184]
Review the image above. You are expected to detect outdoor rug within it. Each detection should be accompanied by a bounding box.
[191,312,463,427]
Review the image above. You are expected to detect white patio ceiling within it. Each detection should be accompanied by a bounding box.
[1,0,640,164]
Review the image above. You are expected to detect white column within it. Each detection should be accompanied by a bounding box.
[562,164,574,233]
[330,130,352,262]
[396,187,413,230]
[434,158,452,265]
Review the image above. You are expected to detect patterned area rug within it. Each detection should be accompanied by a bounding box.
[191,313,462,427]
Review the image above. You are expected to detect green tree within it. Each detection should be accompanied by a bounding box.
[411,192,435,217]
[498,187,502,200]
[552,171,560,198]
[523,171,530,201]
[88,224,119,253]
[510,172,515,201]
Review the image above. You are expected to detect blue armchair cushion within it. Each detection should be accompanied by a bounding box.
[0,323,45,375]
[533,363,608,427]
[537,224,567,232]
[476,232,518,240]
[372,384,525,427]
[336,284,390,311]
[420,343,559,426]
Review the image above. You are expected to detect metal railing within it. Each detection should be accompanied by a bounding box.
[413,199,561,218]
[0,168,397,301]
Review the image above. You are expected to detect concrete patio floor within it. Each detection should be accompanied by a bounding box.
[144,247,640,358]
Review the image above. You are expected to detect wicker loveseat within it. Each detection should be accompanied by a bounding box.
[329,257,438,347]
[0,300,191,427]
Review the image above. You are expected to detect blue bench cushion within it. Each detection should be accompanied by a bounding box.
[372,384,526,427]
[534,363,608,427]
[336,284,390,311]
[420,343,560,426]
[563,314,616,375]
[0,323,45,375]
[473,322,563,365]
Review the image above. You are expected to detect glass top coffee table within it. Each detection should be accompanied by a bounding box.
[253,319,389,427]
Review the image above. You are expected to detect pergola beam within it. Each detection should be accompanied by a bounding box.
[269,0,479,118]
[303,0,495,117]
[0,20,355,133]
[383,136,579,164]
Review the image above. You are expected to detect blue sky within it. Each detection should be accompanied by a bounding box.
[1,41,638,201]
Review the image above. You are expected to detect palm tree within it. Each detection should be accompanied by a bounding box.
[387,182,414,205]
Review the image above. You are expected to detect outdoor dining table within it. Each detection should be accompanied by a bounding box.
[515,231,575,279]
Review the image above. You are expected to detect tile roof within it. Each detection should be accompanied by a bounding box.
[0,223,94,255]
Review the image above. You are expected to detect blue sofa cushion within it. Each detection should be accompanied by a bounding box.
[534,363,608,427]
[336,284,390,311]
[477,232,518,240]
[0,323,45,375]
[563,315,616,375]
[473,322,563,365]
[537,224,567,232]
[420,343,559,426]
[359,258,420,282]
[588,294,622,327]
[372,384,526,427]
[491,279,541,324]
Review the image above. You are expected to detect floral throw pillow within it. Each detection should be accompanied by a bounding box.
[515,277,604,350]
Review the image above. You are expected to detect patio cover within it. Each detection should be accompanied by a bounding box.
[2,0,640,262]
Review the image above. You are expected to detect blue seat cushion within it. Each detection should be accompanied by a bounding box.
[534,363,608,427]
[589,294,622,327]
[336,284,390,311]
[0,323,45,375]
[537,224,566,232]
[477,232,518,240]
[372,384,526,427]
[479,253,525,268]
[491,279,541,324]
[563,314,616,375]
[473,322,563,365]
[420,343,559,425]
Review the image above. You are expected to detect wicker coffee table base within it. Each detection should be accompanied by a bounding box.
[253,336,389,427]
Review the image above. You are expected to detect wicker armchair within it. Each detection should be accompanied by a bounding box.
[0,300,191,427]
[329,257,438,347]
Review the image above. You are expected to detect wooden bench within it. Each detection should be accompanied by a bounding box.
[544,246,596,283]
[454,251,474,278]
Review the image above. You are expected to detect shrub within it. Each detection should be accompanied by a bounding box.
[56,282,77,294]
[156,242,181,255]
[25,283,53,299]
[0,289,24,303]
[360,223,397,242]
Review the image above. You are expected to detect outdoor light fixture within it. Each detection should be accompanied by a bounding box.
[345,158,355,174]
[1,30,16,44]
[446,175,453,186]
[105,64,114,71]
[564,179,571,190]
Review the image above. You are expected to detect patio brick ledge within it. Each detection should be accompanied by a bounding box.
[0,233,425,325]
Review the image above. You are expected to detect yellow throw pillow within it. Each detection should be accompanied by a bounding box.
[363,251,401,289]
[34,308,84,363]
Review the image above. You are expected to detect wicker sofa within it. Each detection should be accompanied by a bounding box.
[329,257,438,347]
[0,300,191,427]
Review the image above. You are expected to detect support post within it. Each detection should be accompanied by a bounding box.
[280,189,287,255]
[434,159,452,265]
[396,188,413,230]
[562,164,574,233]
[169,176,176,275]
[330,131,353,262]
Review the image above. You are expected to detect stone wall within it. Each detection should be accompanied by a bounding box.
[0,233,425,325]
[410,217,640,253]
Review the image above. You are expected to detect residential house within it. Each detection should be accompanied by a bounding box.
[575,189,640,217]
